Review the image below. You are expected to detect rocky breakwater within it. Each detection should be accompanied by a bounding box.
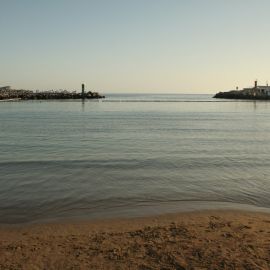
[213,90,256,100]
[214,89,270,100]
[0,87,105,100]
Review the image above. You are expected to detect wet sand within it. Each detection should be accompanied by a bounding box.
[0,210,270,270]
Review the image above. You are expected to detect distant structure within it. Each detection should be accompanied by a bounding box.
[214,80,270,100]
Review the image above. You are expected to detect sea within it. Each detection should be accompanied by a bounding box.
[1,93,270,224]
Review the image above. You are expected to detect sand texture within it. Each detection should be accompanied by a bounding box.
[0,210,270,270]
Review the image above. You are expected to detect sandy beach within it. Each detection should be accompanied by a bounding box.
[0,210,269,270]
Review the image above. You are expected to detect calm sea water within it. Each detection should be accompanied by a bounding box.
[1,94,270,224]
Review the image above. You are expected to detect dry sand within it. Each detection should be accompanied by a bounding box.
[0,210,270,270]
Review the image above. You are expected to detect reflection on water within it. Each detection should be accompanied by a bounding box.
[81,99,85,112]
[0,94,270,223]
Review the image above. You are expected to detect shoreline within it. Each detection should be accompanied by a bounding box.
[1,200,270,226]
[1,209,270,269]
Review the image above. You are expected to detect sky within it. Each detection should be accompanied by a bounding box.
[1,0,270,93]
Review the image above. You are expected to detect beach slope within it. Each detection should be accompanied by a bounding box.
[0,210,269,269]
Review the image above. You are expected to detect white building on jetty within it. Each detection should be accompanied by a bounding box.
[242,81,270,96]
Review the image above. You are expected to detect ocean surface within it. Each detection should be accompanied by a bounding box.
[1,94,270,224]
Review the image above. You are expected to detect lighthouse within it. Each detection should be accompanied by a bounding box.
[254,80,257,89]
[81,83,85,99]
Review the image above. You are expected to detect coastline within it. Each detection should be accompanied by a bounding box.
[1,210,269,269]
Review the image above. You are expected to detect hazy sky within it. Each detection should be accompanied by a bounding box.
[1,0,270,93]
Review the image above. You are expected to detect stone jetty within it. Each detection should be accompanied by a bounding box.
[0,85,105,100]
[214,80,270,100]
